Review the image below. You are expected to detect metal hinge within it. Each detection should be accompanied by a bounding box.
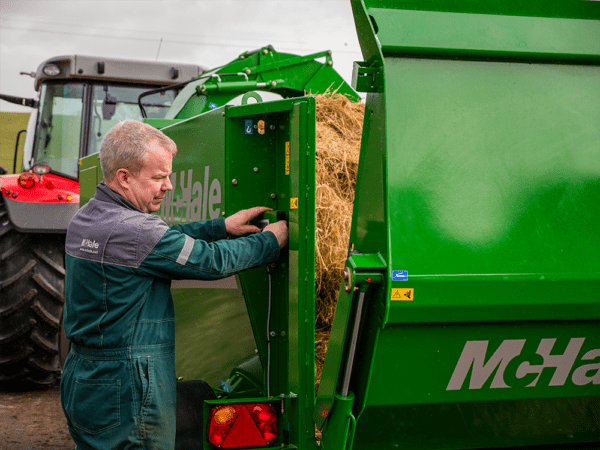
[352,61,381,93]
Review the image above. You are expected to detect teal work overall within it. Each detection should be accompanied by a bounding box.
[61,182,279,449]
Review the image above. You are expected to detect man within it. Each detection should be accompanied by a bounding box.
[60,120,288,449]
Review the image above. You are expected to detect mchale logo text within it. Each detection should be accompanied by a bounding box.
[81,238,99,249]
[447,338,600,390]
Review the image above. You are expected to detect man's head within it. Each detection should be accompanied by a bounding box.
[99,120,177,213]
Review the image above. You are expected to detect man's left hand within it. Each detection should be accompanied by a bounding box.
[225,206,272,236]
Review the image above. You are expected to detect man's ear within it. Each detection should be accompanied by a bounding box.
[115,168,130,190]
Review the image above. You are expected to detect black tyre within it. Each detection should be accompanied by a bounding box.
[0,199,66,390]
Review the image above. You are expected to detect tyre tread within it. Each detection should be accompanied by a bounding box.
[0,201,66,389]
[0,235,29,262]
[30,329,59,353]
[32,246,66,276]
[0,259,36,289]
[0,346,33,366]
[0,318,36,344]
[32,272,65,303]
[28,353,60,374]
[0,288,36,316]
[31,299,60,329]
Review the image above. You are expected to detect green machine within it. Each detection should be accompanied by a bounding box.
[316,1,600,449]
[78,1,599,448]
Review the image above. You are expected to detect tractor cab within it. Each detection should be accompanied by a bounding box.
[22,55,204,179]
[1,55,204,233]
[28,80,181,180]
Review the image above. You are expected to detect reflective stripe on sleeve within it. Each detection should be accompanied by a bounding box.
[171,277,238,289]
[176,235,194,265]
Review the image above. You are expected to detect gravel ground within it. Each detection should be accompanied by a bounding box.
[0,388,75,450]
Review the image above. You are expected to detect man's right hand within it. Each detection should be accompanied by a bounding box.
[264,221,288,249]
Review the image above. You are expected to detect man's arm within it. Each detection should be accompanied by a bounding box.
[169,219,227,243]
[168,206,274,243]
[137,216,284,281]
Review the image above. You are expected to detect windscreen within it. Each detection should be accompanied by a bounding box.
[31,82,84,179]
[88,85,176,156]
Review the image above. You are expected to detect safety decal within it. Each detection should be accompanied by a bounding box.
[285,141,290,175]
[245,119,253,135]
[391,288,414,301]
[392,270,408,281]
[290,198,298,209]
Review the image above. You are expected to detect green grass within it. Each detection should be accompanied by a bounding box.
[0,112,30,173]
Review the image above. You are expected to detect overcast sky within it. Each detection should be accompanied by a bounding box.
[0,0,363,113]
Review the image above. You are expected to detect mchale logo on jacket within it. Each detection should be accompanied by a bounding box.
[80,238,100,253]
[81,238,99,248]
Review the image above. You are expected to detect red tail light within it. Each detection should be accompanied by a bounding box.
[18,172,35,189]
[250,404,276,423]
[208,403,278,448]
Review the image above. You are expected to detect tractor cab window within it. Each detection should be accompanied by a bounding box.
[31,82,84,179]
[88,85,177,156]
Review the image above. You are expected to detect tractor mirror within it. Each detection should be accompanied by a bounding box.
[102,94,117,120]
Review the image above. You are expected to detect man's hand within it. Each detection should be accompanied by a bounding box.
[225,206,272,236]
[264,221,289,249]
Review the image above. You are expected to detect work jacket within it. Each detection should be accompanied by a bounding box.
[60,181,279,449]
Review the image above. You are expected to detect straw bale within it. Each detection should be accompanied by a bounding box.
[313,93,364,397]
[314,93,364,328]
[314,327,330,393]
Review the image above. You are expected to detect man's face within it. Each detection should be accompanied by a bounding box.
[126,140,173,213]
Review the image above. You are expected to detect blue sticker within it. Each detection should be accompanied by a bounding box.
[220,380,230,394]
[209,102,218,109]
[392,270,408,281]
[244,119,253,135]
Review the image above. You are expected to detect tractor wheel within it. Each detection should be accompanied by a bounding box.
[0,199,66,390]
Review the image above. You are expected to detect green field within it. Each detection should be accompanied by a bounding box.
[0,112,30,173]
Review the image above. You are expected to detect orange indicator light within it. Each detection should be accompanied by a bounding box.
[213,405,237,425]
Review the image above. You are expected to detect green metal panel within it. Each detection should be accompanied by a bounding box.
[371,10,600,63]
[352,397,599,450]
[172,288,256,387]
[366,322,600,406]
[287,99,317,446]
[77,153,100,207]
[317,1,600,448]
[224,102,293,373]
[352,0,600,65]
[384,58,600,325]
[357,0,600,19]
[158,109,226,224]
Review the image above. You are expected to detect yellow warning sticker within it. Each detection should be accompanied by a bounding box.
[290,198,298,209]
[391,288,414,301]
[285,141,290,175]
